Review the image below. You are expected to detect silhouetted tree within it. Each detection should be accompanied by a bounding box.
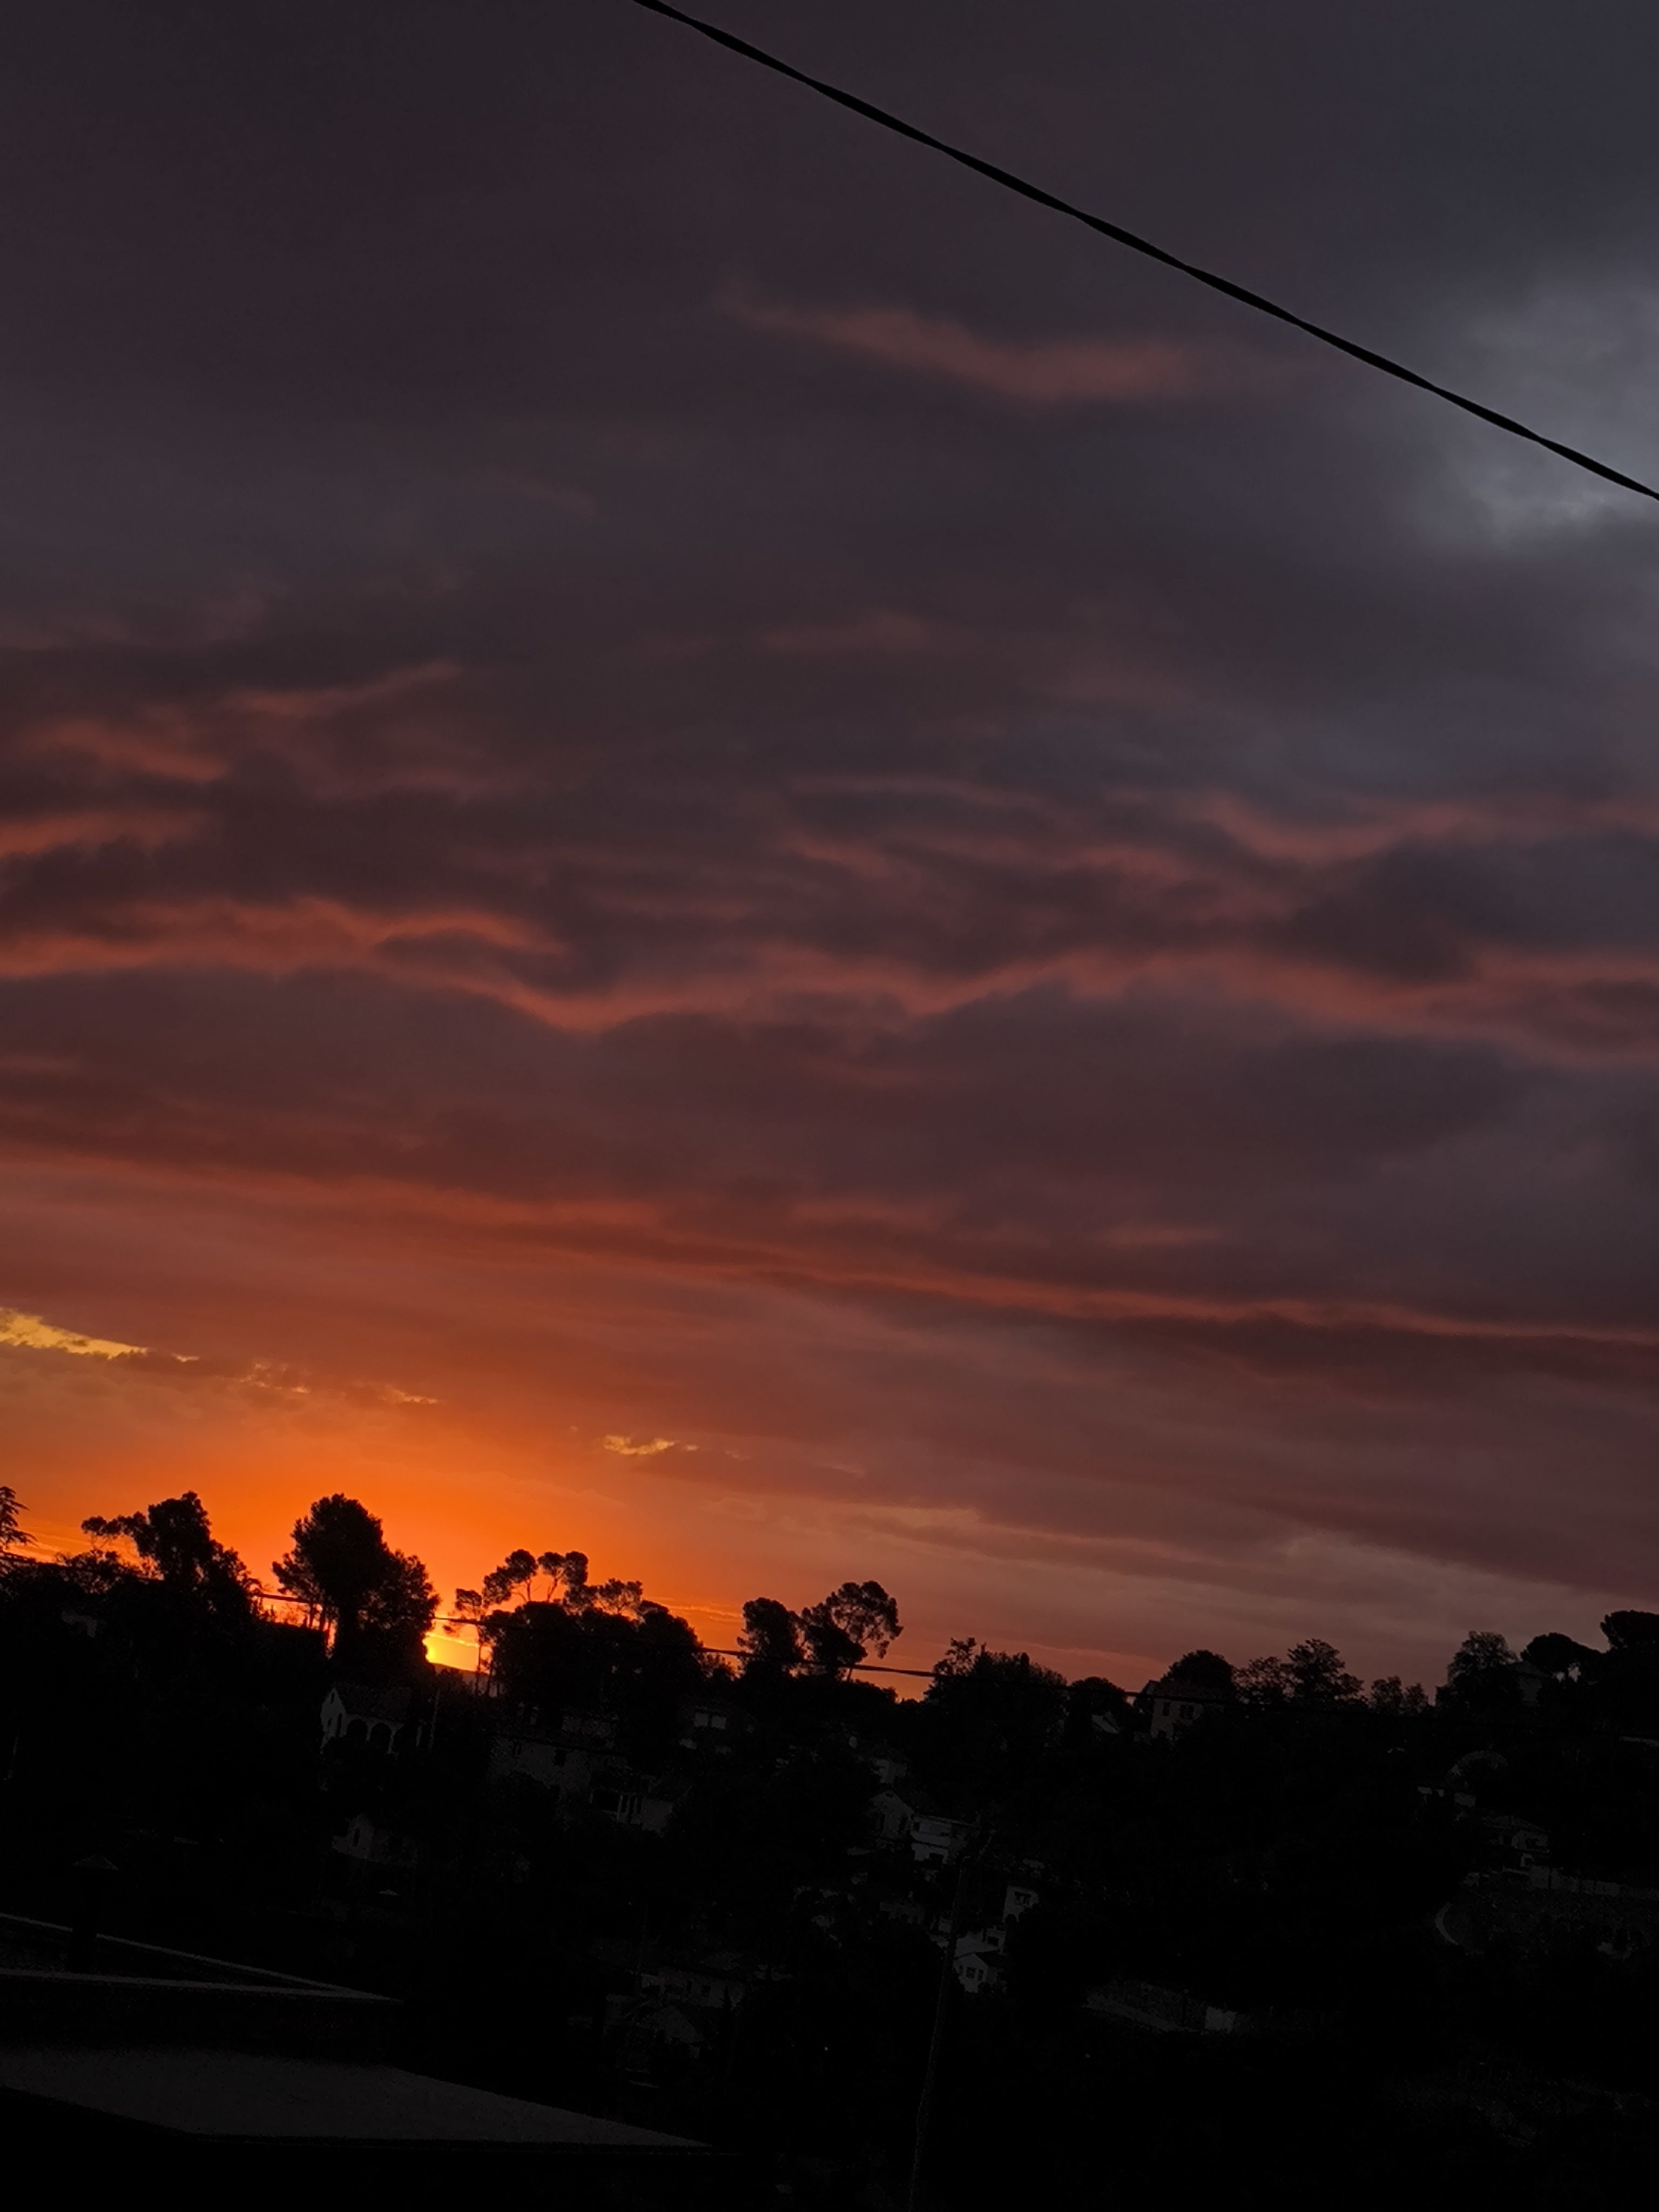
[51,1545,130,1597]
[473,1548,587,1609]
[454,1548,592,1661]
[272,1494,435,1673]
[482,1549,541,1608]
[1285,1638,1362,1704]
[1367,1676,1428,1715]
[1064,1674,1131,1745]
[582,1574,649,1617]
[925,1644,1068,1795]
[1593,1612,1659,1725]
[1521,1633,1598,1681]
[1166,1649,1235,1691]
[798,1581,902,1677]
[1235,1645,1359,1705]
[0,1485,31,1576]
[739,1596,805,1676]
[449,1585,495,1671]
[932,1635,980,1680]
[1600,1610,1659,1655]
[82,1491,254,1621]
[487,1587,703,1759]
[1438,1629,1519,1713]
[1236,1654,1296,1705]
[456,1549,560,1658]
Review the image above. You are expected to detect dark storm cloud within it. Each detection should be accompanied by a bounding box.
[5,0,1659,1666]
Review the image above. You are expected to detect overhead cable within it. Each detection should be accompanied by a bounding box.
[629,0,1659,506]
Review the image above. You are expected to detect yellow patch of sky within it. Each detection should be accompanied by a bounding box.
[0,1308,145,1359]
[0,1310,437,1406]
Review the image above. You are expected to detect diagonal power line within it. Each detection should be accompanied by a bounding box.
[629,0,1659,505]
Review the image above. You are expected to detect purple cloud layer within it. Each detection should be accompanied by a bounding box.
[4,1,1659,1676]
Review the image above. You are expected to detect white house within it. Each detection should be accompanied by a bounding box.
[320,1683,413,1754]
[589,1770,684,1835]
[1481,1810,1550,1868]
[677,1697,753,1750]
[872,1786,974,1865]
[640,1953,755,2012]
[331,1813,419,1871]
[1138,1676,1233,1741]
[953,1930,1006,1995]
[488,1730,591,1793]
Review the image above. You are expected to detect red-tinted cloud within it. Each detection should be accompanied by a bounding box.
[724,289,1285,403]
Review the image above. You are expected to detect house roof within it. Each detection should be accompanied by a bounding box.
[0,2048,700,2146]
[954,1930,1004,1958]
[325,1683,412,1724]
[0,1912,718,2172]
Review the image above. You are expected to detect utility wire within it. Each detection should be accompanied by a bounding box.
[629,0,1659,507]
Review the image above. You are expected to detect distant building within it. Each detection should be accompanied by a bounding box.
[611,1951,778,2079]
[677,1696,754,1750]
[953,1930,1005,1995]
[484,1714,681,1833]
[611,1997,710,2073]
[560,1709,618,1747]
[871,1786,973,1865]
[837,1727,909,1786]
[1137,1675,1233,1741]
[487,1728,591,1795]
[871,1786,914,1847]
[1085,1978,1243,2034]
[1444,1867,1659,1961]
[331,1815,420,1873]
[320,1683,413,1754]
[1480,1811,1550,1868]
[640,1953,757,2012]
[875,1892,932,1930]
[588,1769,684,1835]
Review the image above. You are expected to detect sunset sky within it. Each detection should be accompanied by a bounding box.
[5,1,1659,1688]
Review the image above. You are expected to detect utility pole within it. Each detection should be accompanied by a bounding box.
[906,1826,989,2212]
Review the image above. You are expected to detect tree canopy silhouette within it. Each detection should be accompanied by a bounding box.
[273,1494,435,1672]
[1166,1648,1235,1691]
[82,1490,254,1621]
[925,1641,1069,1796]
[1236,1641,1363,1706]
[0,1485,32,1576]
[1522,1631,1599,1680]
[1437,1629,1521,1715]
[738,1596,805,1676]
[797,1581,901,1676]
[1601,1609,1659,1654]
